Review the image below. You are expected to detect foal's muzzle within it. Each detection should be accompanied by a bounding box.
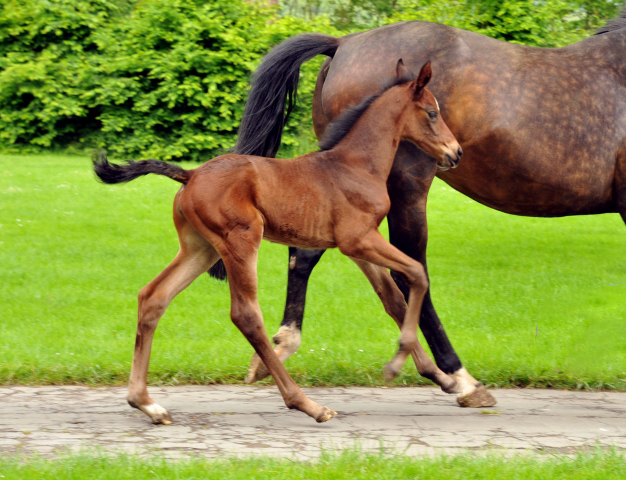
[438,146,463,171]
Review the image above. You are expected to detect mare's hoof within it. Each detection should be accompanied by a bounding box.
[316,407,338,423]
[457,384,497,408]
[247,353,271,384]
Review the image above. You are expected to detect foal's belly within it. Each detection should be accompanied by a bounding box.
[261,206,339,249]
[262,228,338,250]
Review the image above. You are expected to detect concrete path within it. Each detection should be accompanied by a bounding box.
[1,385,626,460]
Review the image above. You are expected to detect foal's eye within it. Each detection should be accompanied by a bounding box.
[428,111,438,120]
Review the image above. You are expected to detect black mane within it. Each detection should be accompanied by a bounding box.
[595,5,626,35]
[318,73,414,151]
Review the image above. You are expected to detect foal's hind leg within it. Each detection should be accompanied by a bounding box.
[127,221,219,424]
[338,230,430,382]
[352,259,457,392]
[247,247,325,383]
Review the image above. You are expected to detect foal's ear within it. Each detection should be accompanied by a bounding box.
[412,61,432,98]
[395,58,412,79]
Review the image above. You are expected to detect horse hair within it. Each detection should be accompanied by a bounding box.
[211,34,339,281]
[595,5,626,35]
[93,153,190,185]
[234,34,339,158]
[318,73,415,151]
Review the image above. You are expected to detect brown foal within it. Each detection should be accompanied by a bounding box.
[94,60,462,424]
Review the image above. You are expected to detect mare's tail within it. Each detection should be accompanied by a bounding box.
[235,33,340,158]
[206,33,339,281]
[93,154,191,185]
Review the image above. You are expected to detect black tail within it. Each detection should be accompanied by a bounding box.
[93,153,191,185]
[208,33,339,281]
[235,33,339,158]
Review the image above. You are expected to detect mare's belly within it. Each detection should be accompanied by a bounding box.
[438,166,615,217]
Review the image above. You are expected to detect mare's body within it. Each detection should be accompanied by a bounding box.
[236,17,626,407]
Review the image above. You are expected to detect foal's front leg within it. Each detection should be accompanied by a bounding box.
[222,231,337,423]
[351,259,457,392]
[387,146,495,407]
[339,230,430,382]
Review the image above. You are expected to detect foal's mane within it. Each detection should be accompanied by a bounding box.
[318,73,414,151]
[595,5,626,35]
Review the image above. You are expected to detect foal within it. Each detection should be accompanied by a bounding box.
[94,60,462,424]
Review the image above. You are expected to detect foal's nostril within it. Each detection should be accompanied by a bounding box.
[457,147,463,159]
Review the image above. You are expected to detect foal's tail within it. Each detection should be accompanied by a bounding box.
[93,153,191,185]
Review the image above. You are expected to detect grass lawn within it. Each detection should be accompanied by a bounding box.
[1,450,625,479]
[1,153,625,389]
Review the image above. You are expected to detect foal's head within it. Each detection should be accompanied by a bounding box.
[396,60,462,171]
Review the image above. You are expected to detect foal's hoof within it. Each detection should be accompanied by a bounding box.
[457,384,497,408]
[383,363,401,383]
[152,413,173,425]
[247,353,271,384]
[316,407,338,423]
[134,403,174,425]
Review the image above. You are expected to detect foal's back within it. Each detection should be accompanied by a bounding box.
[182,151,357,250]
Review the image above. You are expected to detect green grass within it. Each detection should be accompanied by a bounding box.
[1,450,625,479]
[1,153,626,389]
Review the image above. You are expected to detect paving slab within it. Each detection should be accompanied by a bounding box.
[0,385,625,459]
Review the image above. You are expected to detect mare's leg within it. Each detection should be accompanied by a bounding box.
[351,258,457,392]
[222,228,336,423]
[387,143,496,407]
[247,247,325,383]
[616,154,626,225]
[128,218,220,424]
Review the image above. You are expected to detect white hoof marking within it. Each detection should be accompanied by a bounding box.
[273,324,302,362]
[450,367,479,397]
[142,403,168,417]
[140,403,172,423]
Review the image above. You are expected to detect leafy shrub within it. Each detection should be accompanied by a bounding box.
[2,0,615,159]
[87,0,277,160]
[0,0,342,160]
[0,0,130,150]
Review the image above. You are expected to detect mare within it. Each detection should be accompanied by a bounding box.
[230,13,626,409]
[94,60,462,424]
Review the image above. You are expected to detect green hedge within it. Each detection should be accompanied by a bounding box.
[0,0,340,160]
[0,0,617,160]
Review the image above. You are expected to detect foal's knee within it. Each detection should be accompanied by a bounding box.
[231,303,263,338]
[336,236,372,259]
[399,336,419,353]
[404,263,429,293]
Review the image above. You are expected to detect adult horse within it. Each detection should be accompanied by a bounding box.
[223,11,626,407]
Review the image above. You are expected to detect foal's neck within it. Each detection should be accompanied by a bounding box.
[330,89,408,180]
